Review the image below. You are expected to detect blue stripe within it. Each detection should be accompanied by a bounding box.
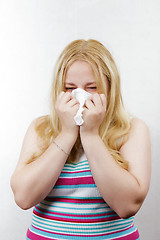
[45,196,102,200]
[63,161,89,168]
[62,167,90,172]
[54,184,96,189]
[34,208,117,219]
[60,171,92,177]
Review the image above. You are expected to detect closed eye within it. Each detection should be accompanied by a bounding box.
[64,87,97,91]
[65,87,76,90]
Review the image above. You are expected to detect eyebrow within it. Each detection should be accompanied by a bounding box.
[65,81,96,85]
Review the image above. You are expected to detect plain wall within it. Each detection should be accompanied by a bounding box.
[0,0,160,239]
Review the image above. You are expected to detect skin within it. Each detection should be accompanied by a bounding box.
[64,61,107,135]
[10,60,151,219]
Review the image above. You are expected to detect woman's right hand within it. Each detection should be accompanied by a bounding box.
[55,91,80,138]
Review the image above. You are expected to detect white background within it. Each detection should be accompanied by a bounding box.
[0,0,160,239]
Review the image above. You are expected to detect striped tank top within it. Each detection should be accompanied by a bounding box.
[26,153,140,240]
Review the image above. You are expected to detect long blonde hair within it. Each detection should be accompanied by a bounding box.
[31,39,132,170]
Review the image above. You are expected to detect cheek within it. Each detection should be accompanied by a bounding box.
[65,89,72,93]
[87,89,98,94]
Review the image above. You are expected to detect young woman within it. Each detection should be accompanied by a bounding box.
[10,39,151,239]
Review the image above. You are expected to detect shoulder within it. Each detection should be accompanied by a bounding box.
[27,114,51,144]
[131,117,149,129]
[129,117,150,140]
[120,117,151,155]
[32,114,50,127]
[28,115,50,135]
[12,115,51,172]
[26,115,50,145]
[20,115,50,162]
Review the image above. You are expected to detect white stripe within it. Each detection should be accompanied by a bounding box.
[48,185,102,198]
[38,203,110,214]
[62,165,90,171]
[40,201,108,210]
[59,174,92,179]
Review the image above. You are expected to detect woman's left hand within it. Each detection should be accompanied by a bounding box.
[80,93,107,135]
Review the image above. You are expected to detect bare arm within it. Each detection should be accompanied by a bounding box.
[10,92,80,210]
[80,94,151,219]
[10,119,77,210]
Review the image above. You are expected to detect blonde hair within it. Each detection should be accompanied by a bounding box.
[31,39,132,170]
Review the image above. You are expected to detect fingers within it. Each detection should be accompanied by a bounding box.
[57,92,106,111]
[85,98,95,109]
[58,91,65,99]
[67,98,79,107]
[85,93,107,110]
[57,91,75,104]
[61,91,72,103]
[56,91,80,109]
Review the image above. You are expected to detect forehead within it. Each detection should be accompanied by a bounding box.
[65,60,96,83]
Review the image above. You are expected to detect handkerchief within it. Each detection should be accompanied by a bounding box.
[72,88,91,126]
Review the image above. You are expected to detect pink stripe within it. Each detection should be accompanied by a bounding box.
[45,197,105,204]
[33,210,120,223]
[27,224,139,239]
[55,176,95,185]
[34,205,114,217]
[61,169,91,174]
[27,228,50,240]
[117,229,139,240]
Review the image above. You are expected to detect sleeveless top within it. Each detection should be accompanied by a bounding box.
[26,152,140,240]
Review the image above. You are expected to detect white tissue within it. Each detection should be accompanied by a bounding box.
[72,88,91,126]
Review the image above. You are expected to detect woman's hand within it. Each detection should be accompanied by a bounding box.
[55,91,80,138]
[80,93,107,136]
